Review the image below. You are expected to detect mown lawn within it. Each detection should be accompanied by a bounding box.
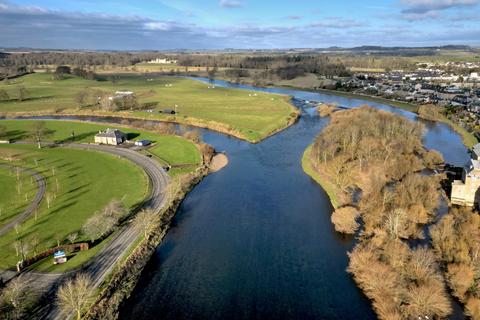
[0,73,297,142]
[0,166,37,228]
[0,144,147,270]
[0,120,202,168]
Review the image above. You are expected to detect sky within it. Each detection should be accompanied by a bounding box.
[0,0,479,50]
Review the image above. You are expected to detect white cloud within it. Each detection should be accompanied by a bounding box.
[143,22,171,31]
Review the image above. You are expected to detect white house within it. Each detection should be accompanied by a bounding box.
[94,129,127,145]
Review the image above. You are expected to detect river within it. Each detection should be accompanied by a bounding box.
[113,78,470,320]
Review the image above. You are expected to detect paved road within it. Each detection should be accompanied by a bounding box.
[14,144,170,319]
[0,164,46,237]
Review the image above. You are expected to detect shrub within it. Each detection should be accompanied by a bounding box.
[331,206,359,234]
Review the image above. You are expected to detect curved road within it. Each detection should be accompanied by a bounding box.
[68,144,170,288]
[11,143,171,320]
[0,164,46,237]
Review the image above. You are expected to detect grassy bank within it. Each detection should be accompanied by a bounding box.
[301,145,339,209]
[440,116,477,148]
[0,144,147,270]
[0,73,298,143]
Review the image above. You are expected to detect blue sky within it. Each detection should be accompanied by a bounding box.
[1,0,479,50]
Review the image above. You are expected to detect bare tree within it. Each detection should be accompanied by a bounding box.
[30,121,51,149]
[74,90,89,108]
[16,85,27,101]
[67,232,78,244]
[82,214,115,243]
[1,275,32,319]
[385,209,406,239]
[30,234,40,256]
[12,239,29,261]
[46,192,53,209]
[133,209,160,239]
[56,274,94,320]
[102,198,126,221]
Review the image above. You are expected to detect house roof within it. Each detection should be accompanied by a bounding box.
[95,128,126,139]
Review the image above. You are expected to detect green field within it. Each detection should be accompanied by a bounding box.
[0,144,147,270]
[0,166,38,228]
[0,119,202,169]
[0,73,297,142]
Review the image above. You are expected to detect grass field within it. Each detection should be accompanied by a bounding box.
[0,166,38,228]
[0,144,147,270]
[0,73,297,142]
[0,119,202,169]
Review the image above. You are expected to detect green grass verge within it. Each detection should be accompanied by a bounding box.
[0,73,297,142]
[441,117,478,149]
[0,144,147,270]
[301,145,339,209]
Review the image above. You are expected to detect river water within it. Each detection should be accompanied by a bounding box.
[71,79,474,319]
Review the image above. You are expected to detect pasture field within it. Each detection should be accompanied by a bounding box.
[0,73,297,142]
[0,144,148,270]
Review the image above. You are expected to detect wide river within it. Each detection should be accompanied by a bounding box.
[119,78,470,319]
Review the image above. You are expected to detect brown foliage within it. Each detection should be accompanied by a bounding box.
[310,106,452,319]
[431,206,480,316]
[331,206,359,234]
[466,297,480,319]
[447,263,475,301]
[317,103,336,117]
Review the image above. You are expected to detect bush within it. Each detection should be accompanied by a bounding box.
[331,206,359,234]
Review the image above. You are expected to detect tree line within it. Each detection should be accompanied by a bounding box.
[177,54,351,79]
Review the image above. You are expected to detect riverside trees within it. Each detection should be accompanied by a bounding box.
[308,106,452,319]
[56,274,94,320]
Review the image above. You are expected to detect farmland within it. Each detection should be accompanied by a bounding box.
[0,73,298,142]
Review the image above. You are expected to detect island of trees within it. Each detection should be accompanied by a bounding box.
[304,105,479,319]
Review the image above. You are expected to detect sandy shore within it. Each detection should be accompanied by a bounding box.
[209,153,229,172]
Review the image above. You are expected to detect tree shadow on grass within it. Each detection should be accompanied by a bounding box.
[4,130,28,141]
[46,201,77,216]
[55,131,97,144]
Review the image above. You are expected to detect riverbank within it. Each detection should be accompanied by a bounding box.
[85,166,210,319]
[6,105,300,144]
[301,146,340,209]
